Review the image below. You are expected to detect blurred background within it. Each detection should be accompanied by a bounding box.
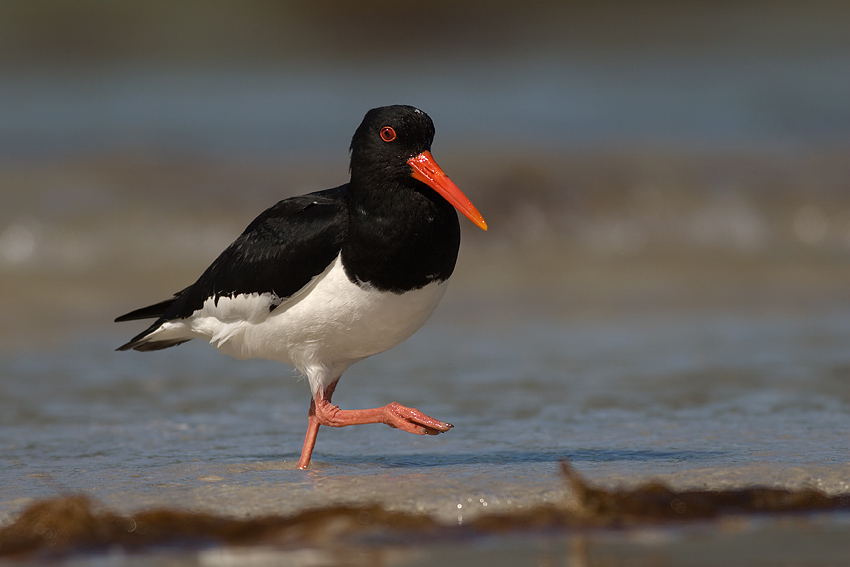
[1,0,849,340]
[2,2,850,537]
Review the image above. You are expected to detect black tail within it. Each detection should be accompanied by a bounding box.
[115,297,178,322]
[115,294,191,352]
[116,330,190,352]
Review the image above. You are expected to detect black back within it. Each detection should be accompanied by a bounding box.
[173,185,348,317]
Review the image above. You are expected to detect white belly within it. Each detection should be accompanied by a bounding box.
[153,254,448,395]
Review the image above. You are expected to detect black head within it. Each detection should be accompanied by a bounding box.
[349,105,436,183]
[347,105,488,231]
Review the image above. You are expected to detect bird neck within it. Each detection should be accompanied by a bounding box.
[342,178,461,292]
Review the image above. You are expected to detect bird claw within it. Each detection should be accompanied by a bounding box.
[384,402,453,435]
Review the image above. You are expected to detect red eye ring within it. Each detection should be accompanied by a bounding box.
[380,126,397,142]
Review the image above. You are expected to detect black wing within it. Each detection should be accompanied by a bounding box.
[115,185,349,351]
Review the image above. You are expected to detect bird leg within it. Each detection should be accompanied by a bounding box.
[297,400,322,470]
[296,380,453,469]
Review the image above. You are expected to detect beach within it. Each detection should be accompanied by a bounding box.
[2,2,850,562]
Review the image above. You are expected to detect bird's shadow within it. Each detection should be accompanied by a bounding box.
[310,448,728,469]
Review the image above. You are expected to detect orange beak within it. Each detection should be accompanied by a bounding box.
[408,151,488,231]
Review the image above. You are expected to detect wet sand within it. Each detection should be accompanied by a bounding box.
[2,462,849,564]
[3,1,850,561]
[2,245,850,564]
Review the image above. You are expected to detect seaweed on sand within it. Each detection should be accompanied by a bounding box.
[2,461,848,558]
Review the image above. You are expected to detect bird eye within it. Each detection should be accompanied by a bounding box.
[380,126,397,142]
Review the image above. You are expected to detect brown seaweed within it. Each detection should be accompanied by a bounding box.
[560,461,849,520]
[1,461,848,558]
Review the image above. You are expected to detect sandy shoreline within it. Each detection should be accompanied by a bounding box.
[4,460,848,524]
[2,460,849,564]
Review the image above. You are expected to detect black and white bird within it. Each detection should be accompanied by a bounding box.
[116,105,487,469]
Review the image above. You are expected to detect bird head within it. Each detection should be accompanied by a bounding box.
[350,105,487,231]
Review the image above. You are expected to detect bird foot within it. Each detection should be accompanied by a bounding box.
[380,402,453,435]
[296,393,454,469]
[314,399,453,435]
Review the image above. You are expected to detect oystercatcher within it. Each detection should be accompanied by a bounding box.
[116,105,487,469]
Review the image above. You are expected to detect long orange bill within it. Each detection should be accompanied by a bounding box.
[408,151,488,231]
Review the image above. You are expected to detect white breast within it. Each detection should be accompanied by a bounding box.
[152,254,448,396]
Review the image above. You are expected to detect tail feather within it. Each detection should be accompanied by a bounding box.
[114,297,178,322]
[116,293,192,352]
[115,318,193,352]
[117,335,191,352]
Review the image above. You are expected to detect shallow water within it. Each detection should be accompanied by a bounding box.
[3,151,850,564]
[3,275,850,565]
[4,170,850,563]
[3,3,850,563]
[3,270,850,526]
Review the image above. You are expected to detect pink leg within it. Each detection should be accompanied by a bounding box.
[297,399,320,470]
[295,380,453,469]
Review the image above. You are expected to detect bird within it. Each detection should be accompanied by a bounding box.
[115,105,487,469]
